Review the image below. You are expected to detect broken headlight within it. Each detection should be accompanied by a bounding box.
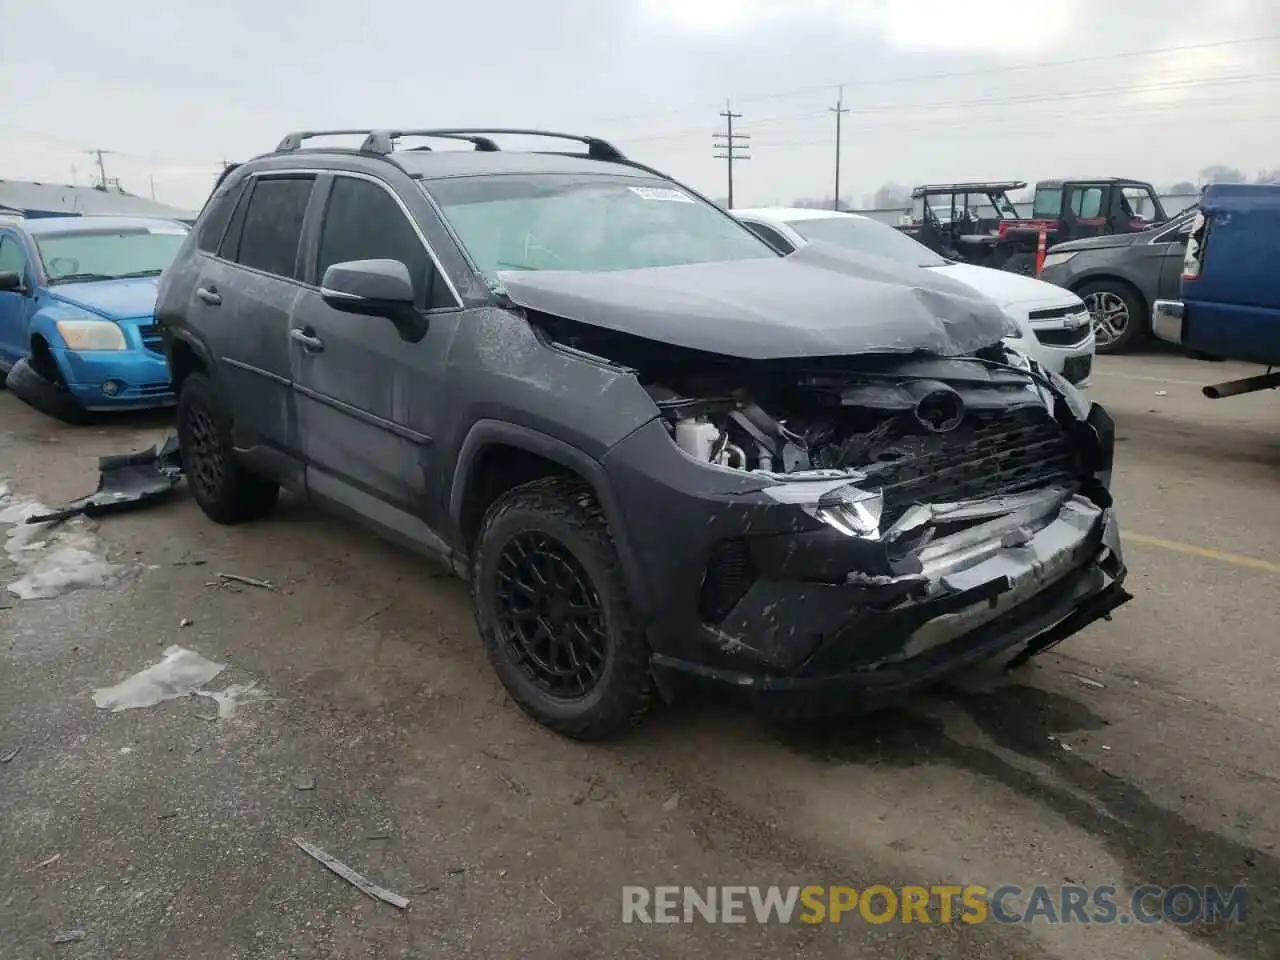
[763,480,884,540]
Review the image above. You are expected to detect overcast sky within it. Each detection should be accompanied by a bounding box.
[1,0,1276,211]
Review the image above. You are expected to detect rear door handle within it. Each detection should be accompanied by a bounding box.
[290,328,325,353]
[196,286,222,306]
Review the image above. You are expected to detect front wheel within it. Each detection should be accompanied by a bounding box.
[1079,281,1147,354]
[472,478,653,740]
[176,372,279,524]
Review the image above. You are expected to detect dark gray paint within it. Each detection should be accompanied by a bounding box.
[500,241,1009,360]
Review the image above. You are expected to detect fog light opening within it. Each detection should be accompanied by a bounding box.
[101,379,125,397]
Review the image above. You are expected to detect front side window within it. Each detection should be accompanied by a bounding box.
[0,234,27,275]
[425,174,775,278]
[35,224,188,283]
[317,177,452,309]
[785,215,948,268]
[234,176,315,279]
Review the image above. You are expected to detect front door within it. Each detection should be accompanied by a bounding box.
[290,173,461,556]
[0,231,34,371]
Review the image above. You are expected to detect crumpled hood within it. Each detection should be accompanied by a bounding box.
[499,242,1009,360]
[46,277,159,321]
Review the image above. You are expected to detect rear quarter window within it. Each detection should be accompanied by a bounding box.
[196,180,245,254]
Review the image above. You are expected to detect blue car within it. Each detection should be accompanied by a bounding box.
[0,214,189,420]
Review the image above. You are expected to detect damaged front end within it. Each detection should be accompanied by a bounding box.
[581,330,1129,704]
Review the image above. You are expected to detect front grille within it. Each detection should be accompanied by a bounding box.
[864,409,1079,525]
[1034,327,1091,347]
[699,539,756,625]
[138,323,165,354]
[1028,305,1081,321]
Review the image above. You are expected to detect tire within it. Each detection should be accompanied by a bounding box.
[5,356,90,424]
[472,477,653,740]
[1078,280,1147,355]
[176,371,279,524]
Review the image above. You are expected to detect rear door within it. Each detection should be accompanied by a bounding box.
[0,230,35,369]
[195,174,317,474]
[289,172,462,554]
[1154,215,1194,300]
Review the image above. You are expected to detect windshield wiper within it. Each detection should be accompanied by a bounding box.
[115,269,163,279]
[49,273,117,284]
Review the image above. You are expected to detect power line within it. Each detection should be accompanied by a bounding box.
[583,33,1280,127]
[712,100,750,209]
[625,71,1280,144]
[829,85,848,211]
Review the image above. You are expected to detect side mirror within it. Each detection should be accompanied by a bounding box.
[320,259,426,340]
[0,270,26,294]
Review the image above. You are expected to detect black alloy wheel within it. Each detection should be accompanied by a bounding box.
[493,531,608,699]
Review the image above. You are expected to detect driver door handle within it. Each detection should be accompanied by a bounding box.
[196,286,221,306]
[290,327,325,353]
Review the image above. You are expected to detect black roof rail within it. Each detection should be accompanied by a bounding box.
[362,131,501,154]
[361,129,627,162]
[275,129,385,152]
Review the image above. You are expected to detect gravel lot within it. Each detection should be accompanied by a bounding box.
[2,352,1278,959]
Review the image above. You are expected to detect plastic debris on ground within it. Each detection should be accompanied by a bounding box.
[26,436,183,525]
[195,681,268,720]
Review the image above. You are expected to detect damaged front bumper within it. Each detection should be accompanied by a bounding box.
[653,493,1128,704]
[601,400,1128,707]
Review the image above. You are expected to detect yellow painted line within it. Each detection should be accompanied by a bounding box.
[1127,532,1280,574]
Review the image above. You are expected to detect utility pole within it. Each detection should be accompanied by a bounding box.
[830,86,849,211]
[712,100,750,209]
[149,174,156,200]
[85,149,113,190]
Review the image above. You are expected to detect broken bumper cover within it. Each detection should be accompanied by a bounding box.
[653,501,1127,704]
[602,413,1127,706]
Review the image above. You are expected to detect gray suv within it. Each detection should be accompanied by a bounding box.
[157,128,1130,739]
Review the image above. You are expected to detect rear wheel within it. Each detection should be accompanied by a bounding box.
[472,478,653,740]
[1079,281,1147,354]
[176,372,279,524]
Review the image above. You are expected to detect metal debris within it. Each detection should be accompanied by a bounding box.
[293,775,316,792]
[180,618,193,628]
[54,930,86,945]
[1154,390,1169,397]
[1072,674,1106,689]
[293,838,409,909]
[1,746,21,764]
[216,572,275,591]
[27,437,183,525]
[32,853,61,869]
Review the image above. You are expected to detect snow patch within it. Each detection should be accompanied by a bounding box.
[92,645,227,712]
[0,488,115,600]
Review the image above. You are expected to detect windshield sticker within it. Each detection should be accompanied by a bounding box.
[628,186,695,203]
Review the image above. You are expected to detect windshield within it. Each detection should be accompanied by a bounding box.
[990,193,1020,218]
[426,174,775,276]
[36,225,188,283]
[785,215,948,268]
